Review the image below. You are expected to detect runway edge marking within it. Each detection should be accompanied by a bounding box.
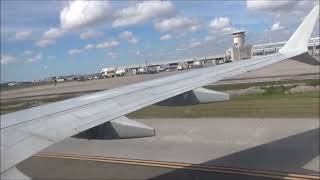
[34,152,320,180]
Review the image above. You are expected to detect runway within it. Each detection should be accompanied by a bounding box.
[16,118,320,179]
[19,152,317,180]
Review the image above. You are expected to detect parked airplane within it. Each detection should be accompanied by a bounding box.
[1,5,319,179]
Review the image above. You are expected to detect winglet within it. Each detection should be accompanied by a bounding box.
[279,5,319,54]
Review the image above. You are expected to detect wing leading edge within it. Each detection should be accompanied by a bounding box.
[1,5,319,178]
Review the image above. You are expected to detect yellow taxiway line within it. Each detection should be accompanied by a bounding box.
[34,152,319,180]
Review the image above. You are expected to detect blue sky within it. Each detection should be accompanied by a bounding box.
[1,0,319,82]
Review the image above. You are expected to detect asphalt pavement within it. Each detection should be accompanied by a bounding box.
[17,118,320,179]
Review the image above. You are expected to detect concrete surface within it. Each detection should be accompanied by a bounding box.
[1,71,181,100]
[31,118,320,175]
[18,156,275,180]
[230,56,319,80]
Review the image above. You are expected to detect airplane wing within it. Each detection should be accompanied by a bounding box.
[1,5,319,179]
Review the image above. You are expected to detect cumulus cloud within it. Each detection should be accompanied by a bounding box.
[270,22,286,31]
[209,17,231,30]
[37,1,111,47]
[68,48,82,55]
[80,30,103,40]
[221,27,238,34]
[85,44,95,49]
[36,28,65,47]
[36,39,55,47]
[246,0,296,12]
[160,34,172,40]
[96,40,119,48]
[246,0,318,18]
[154,16,200,32]
[60,0,112,29]
[15,31,32,40]
[1,54,17,64]
[43,28,65,39]
[26,53,42,63]
[189,41,201,48]
[208,16,238,35]
[118,31,139,44]
[68,40,119,55]
[113,1,176,27]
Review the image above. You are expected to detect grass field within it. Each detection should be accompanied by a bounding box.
[205,79,320,91]
[128,92,319,118]
[1,79,319,118]
[128,79,320,118]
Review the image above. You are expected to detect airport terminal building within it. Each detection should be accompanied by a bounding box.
[99,36,319,77]
[252,37,320,56]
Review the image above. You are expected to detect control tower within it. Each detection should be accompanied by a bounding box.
[232,31,246,48]
[226,31,252,61]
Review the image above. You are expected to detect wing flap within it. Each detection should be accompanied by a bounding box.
[74,116,155,139]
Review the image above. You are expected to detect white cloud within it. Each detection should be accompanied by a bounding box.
[160,34,172,40]
[26,53,42,63]
[36,39,55,47]
[155,16,200,32]
[36,28,65,47]
[128,38,138,44]
[113,1,175,27]
[190,24,201,32]
[80,30,103,40]
[85,44,95,49]
[189,41,201,48]
[23,50,33,55]
[15,31,32,40]
[43,28,65,39]
[107,52,119,59]
[96,40,119,48]
[60,0,112,29]
[208,17,238,35]
[37,1,111,47]
[246,0,318,17]
[118,31,139,44]
[246,0,296,12]
[68,48,82,55]
[68,40,119,56]
[1,54,17,64]
[119,31,133,39]
[270,22,285,31]
[209,17,231,30]
[221,27,238,34]
[43,65,49,70]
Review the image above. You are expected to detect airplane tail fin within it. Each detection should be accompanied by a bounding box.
[279,5,319,54]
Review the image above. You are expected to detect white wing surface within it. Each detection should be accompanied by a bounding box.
[1,5,319,178]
